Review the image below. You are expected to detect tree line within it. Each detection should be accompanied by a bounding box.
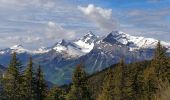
[0,41,170,100]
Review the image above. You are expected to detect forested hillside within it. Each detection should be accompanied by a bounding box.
[87,60,150,99]
[87,41,170,100]
[0,41,169,100]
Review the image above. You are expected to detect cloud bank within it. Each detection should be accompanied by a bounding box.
[0,1,170,49]
[78,4,118,32]
[45,21,76,40]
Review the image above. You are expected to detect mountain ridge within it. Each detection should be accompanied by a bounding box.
[1,31,169,56]
[0,30,169,85]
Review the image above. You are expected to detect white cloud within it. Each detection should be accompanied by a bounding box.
[21,36,41,43]
[78,4,118,32]
[0,0,56,9]
[0,35,42,49]
[0,21,76,49]
[0,35,41,44]
[45,21,76,40]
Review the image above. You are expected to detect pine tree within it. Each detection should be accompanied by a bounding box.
[132,62,147,100]
[21,57,36,100]
[123,64,133,100]
[0,75,5,100]
[97,68,115,100]
[2,52,22,100]
[144,65,158,100]
[112,59,126,100]
[152,41,169,81]
[35,65,47,100]
[67,64,91,100]
[46,86,66,100]
[143,41,170,99]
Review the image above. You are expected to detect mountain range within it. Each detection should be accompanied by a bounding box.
[0,31,170,85]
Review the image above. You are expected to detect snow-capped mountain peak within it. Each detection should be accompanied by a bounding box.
[0,44,31,54]
[73,31,97,53]
[104,31,170,51]
[33,46,50,54]
[10,44,24,50]
[84,31,95,37]
[107,31,137,43]
[60,39,73,47]
[81,31,97,42]
[1,31,170,56]
[110,31,129,36]
[9,44,31,53]
[50,32,97,58]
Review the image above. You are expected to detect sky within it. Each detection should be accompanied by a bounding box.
[0,0,170,49]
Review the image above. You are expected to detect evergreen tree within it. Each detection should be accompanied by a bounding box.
[2,52,22,100]
[97,68,114,100]
[144,65,158,100]
[67,64,91,100]
[35,65,47,100]
[0,75,5,100]
[143,41,170,99]
[112,59,125,100]
[152,41,169,81]
[122,64,133,100]
[46,86,66,100]
[132,62,147,100]
[21,57,36,100]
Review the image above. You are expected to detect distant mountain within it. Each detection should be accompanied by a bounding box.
[0,31,170,85]
[104,31,170,50]
[0,64,5,69]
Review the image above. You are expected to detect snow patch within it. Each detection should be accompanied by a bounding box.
[74,40,94,53]
[108,31,170,51]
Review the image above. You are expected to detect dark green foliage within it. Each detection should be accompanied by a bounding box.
[87,60,160,100]
[67,64,91,100]
[112,59,133,100]
[0,75,5,100]
[142,41,170,100]
[97,68,115,100]
[87,67,107,99]
[1,54,47,100]
[21,57,36,100]
[152,41,170,81]
[112,59,124,100]
[35,65,47,100]
[121,62,133,100]
[2,52,22,100]
[46,86,66,100]
[131,62,147,100]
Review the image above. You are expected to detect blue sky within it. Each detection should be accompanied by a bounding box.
[0,0,170,49]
